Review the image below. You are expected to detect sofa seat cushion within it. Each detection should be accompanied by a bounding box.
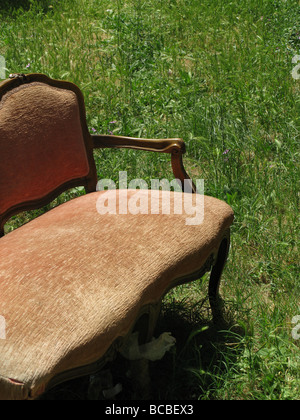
[0,190,233,400]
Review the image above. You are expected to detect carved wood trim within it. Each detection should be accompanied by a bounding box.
[92,134,196,194]
[92,134,185,154]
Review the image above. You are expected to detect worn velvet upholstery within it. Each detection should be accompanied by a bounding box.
[0,75,234,400]
[0,190,233,400]
[0,82,90,217]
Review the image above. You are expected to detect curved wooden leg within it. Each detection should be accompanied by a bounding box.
[209,230,230,324]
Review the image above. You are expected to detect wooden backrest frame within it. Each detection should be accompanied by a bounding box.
[0,74,97,236]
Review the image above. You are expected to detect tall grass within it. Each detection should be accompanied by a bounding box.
[0,0,299,400]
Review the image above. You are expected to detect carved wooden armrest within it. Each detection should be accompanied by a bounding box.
[92,134,197,193]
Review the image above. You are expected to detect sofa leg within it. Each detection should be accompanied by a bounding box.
[208,231,230,324]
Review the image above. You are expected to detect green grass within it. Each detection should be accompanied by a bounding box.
[0,0,299,400]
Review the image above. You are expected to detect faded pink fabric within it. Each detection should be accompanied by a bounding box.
[0,190,233,399]
[0,82,90,216]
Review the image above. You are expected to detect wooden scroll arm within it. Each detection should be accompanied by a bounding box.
[92,134,197,193]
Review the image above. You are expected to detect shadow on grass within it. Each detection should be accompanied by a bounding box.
[40,299,245,400]
[0,0,30,10]
[149,299,246,400]
[0,0,50,14]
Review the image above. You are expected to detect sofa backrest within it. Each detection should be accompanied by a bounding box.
[0,74,97,235]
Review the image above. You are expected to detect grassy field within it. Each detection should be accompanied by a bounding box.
[0,0,299,400]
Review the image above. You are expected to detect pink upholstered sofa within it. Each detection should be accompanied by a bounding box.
[0,73,234,400]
